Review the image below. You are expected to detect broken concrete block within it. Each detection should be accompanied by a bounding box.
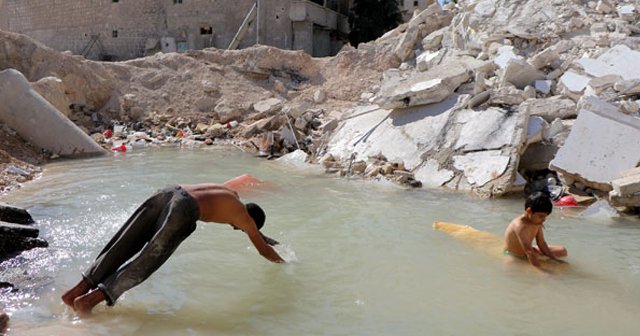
[490,86,526,106]
[0,222,38,237]
[609,190,640,208]
[421,27,446,51]
[253,98,283,116]
[501,59,546,89]
[529,47,559,70]
[617,4,637,22]
[577,45,640,81]
[614,79,640,95]
[559,71,591,99]
[596,0,615,14]
[549,98,640,191]
[373,63,469,109]
[611,174,640,196]
[416,49,447,72]
[587,74,622,94]
[535,80,553,94]
[453,151,511,187]
[618,167,640,178]
[527,116,548,145]
[494,46,521,69]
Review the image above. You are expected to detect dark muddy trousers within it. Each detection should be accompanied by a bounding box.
[82,185,200,305]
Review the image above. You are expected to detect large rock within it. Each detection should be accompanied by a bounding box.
[0,203,34,224]
[30,77,71,117]
[549,98,640,191]
[0,69,107,157]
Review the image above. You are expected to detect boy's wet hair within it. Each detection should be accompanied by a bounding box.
[246,203,266,230]
[525,192,553,214]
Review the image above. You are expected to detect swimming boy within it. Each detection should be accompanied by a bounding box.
[61,174,284,316]
[503,192,567,269]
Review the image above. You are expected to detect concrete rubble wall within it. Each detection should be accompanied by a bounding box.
[0,69,107,157]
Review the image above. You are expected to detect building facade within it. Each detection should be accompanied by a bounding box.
[0,0,351,60]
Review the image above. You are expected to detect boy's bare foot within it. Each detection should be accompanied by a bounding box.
[73,288,106,317]
[61,279,92,307]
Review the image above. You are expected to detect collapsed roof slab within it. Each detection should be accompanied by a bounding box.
[549,98,640,191]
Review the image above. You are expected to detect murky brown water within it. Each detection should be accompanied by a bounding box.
[1,147,639,335]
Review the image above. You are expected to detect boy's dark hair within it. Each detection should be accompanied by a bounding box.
[525,192,553,214]
[246,203,266,230]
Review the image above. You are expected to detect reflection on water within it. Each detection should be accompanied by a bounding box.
[1,147,640,335]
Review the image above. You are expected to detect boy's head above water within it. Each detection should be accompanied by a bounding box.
[524,192,553,224]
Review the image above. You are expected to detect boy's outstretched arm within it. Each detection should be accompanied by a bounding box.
[535,230,567,263]
[515,228,542,268]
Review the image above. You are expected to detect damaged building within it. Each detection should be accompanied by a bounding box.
[0,0,352,60]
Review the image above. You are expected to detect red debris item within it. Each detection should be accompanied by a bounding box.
[103,129,113,139]
[112,144,127,152]
[176,130,185,137]
[555,195,579,207]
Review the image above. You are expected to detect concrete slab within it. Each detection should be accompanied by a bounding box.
[577,45,640,81]
[559,71,591,93]
[453,151,511,187]
[549,99,640,190]
[413,159,455,188]
[455,107,521,151]
[611,174,640,196]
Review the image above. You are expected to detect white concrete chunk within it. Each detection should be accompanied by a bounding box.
[527,116,548,145]
[576,45,640,81]
[494,46,521,69]
[453,151,511,187]
[501,59,546,89]
[559,71,591,93]
[611,174,640,196]
[535,80,552,94]
[550,100,640,189]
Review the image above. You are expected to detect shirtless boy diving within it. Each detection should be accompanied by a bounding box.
[62,174,284,316]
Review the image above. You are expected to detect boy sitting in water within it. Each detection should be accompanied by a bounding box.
[503,192,567,269]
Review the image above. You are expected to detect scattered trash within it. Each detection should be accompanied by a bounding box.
[555,195,579,207]
[111,144,128,152]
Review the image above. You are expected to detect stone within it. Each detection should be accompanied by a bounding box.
[526,116,548,145]
[313,90,326,104]
[559,71,591,99]
[253,98,283,116]
[0,203,34,224]
[494,46,521,69]
[0,221,38,237]
[31,77,71,117]
[550,98,640,191]
[519,96,577,122]
[611,174,640,196]
[596,0,614,14]
[416,49,447,72]
[529,47,559,70]
[421,27,446,51]
[0,69,107,157]
[501,59,546,89]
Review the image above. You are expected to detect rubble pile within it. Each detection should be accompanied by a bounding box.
[321,0,640,212]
